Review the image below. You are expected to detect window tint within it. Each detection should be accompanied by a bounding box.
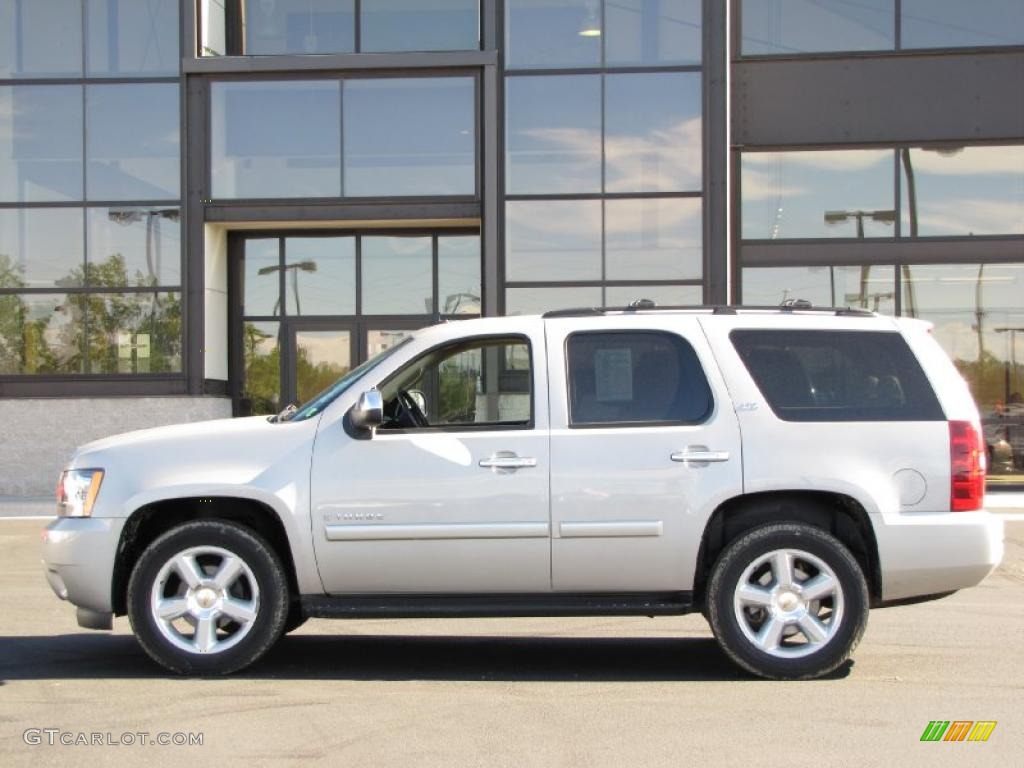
[567,331,712,426]
[380,337,532,429]
[731,330,944,422]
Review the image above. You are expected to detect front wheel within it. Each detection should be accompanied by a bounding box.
[127,520,289,674]
[706,522,869,680]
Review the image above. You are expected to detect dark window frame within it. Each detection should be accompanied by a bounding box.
[565,328,714,428]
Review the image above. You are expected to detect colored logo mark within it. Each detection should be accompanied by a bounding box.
[920,721,997,742]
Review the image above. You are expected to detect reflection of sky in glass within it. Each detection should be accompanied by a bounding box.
[86,84,180,200]
[0,208,84,288]
[505,75,601,195]
[505,0,601,70]
[243,0,355,55]
[506,200,602,281]
[211,81,341,199]
[902,0,1024,49]
[742,150,895,240]
[438,235,481,315]
[605,284,701,306]
[285,236,355,315]
[361,236,433,314]
[361,0,479,52]
[741,0,894,55]
[87,0,180,76]
[0,0,81,77]
[605,72,701,193]
[506,286,602,315]
[344,78,475,197]
[901,146,1024,236]
[242,239,280,316]
[605,197,702,280]
[0,85,83,202]
[88,207,181,287]
[605,0,702,66]
[742,266,896,314]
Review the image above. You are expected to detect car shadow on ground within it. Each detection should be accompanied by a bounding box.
[0,633,854,683]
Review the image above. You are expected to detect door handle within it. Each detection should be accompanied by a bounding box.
[479,454,537,470]
[671,449,730,464]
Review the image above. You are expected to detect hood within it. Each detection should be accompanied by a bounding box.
[76,415,275,456]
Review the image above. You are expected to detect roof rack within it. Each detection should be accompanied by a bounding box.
[540,304,876,319]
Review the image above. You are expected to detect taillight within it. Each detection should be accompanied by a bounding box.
[949,421,985,511]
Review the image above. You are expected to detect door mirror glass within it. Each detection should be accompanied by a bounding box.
[350,389,384,430]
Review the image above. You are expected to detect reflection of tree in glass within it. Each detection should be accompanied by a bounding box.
[295,347,349,404]
[243,323,280,415]
[437,352,479,423]
[0,254,27,372]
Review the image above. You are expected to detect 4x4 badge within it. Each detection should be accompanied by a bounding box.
[735,402,759,412]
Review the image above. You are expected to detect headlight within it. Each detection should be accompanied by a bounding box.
[56,469,104,518]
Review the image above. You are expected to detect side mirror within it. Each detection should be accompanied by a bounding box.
[349,389,384,431]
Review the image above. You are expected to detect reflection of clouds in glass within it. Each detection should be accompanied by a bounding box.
[505,200,601,281]
[740,168,806,202]
[606,197,701,280]
[743,266,896,313]
[909,146,1024,176]
[915,199,1024,236]
[744,150,889,172]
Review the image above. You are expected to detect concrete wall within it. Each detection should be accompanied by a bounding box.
[0,397,231,496]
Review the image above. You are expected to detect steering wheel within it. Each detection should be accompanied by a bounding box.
[396,390,429,428]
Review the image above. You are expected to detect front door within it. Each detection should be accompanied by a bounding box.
[231,230,481,415]
[310,321,551,593]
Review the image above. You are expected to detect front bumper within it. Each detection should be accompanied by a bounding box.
[875,510,1004,602]
[41,517,125,619]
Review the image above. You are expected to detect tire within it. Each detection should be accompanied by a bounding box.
[706,522,869,681]
[282,603,308,634]
[127,520,290,675]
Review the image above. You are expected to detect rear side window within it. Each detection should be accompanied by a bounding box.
[567,331,713,426]
[731,330,944,422]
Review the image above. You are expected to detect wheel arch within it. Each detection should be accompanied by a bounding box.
[111,496,300,616]
[692,490,881,609]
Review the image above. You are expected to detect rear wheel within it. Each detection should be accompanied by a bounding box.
[706,522,869,680]
[127,520,289,674]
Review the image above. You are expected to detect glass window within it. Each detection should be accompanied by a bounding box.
[211,81,341,199]
[505,0,602,70]
[605,73,701,193]
[367,328,413,357]
[87,207,180,287]
[360,0,479,52]
[379,336,532,429]
[0,0,82,78]
[900,146,1024,237]
[605,0,701,68]
[0,208,84,288]
[0,85,83,203]
[283,236,355,316]
[86,0,179,76]
[86,83,180,201]
[84,291,182,373]
[505,75,601,195]
[901,265,1024,481]
[242,238,281,316]
[740,0,895,56]
[438,235,481,315]
[0,293,84,374]
[241,321,281,415]
[361,236,433,314]
[742,266,896,314]
[505,286,602,315]
[605,197,702,281]
[901,0,1024,50]
[604,284,701,307]
[741,150,895,240]
[295,329,352,403]
[731,329,943,422]
[505,199,602,281]
[567,331,712,425]
[241,0,355,55]
[343,77,475,197]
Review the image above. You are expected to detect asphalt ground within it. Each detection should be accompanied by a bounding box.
[1,516,1022,768]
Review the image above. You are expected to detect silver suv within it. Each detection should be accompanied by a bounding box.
[42,305,1004,679]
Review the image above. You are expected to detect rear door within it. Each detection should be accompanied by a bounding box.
[545,315,744,592]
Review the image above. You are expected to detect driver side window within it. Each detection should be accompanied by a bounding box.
[378,336,532,430]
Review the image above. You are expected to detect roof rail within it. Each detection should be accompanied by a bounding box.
[540,304,876,319]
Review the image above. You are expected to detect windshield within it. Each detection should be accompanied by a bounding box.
[281,336,414,422]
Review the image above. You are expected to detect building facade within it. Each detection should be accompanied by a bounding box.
[0,0,1021,494]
